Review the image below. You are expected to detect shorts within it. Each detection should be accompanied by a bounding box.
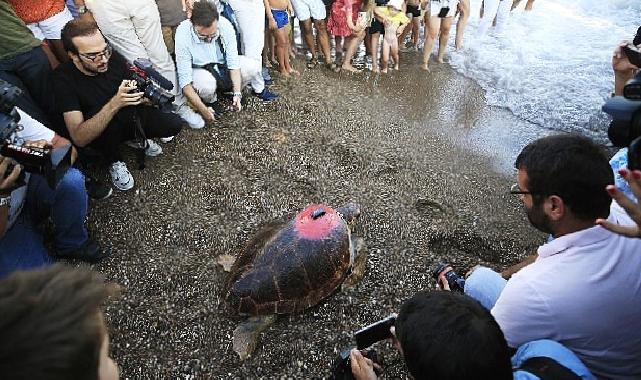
[368,0,388,34]
[429,0,458,18]
[291,0,326,21]
[271,9,289,29]
[26,6,74,40]
[406,4,420,18]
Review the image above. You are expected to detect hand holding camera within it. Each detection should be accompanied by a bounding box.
[349,349,380,380]
[111,80,144,110]
[0,156,21,196]
[613,41,640,73]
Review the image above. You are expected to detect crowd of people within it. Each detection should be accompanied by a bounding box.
[1,0,641,379]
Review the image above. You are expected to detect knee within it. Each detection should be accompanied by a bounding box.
[56,168,87,200]
[195,81,217,103]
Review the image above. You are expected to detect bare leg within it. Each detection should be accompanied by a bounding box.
[370,32,381,72]
[411,17,420,46]
[300,19,317,59]
[342,30,366,72]
[274,27,290,76]
[455,0,470,49]
[314,19,333,64]
[335,36,343,58]
[391,40,400,70]
[437,17,454,63]
[422,16,441,71]
[381,38,390,73]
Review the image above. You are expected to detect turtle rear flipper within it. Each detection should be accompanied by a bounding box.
[342,236,367,290]
[232,315,277,360]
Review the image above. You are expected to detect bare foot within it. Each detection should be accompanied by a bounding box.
[289,68,300,76]
[341,64,362,73]
[394,64,400,70]
[279,70,291,78]
[381,68,388,73]
[437,57,444,63]
[372,68,380,73]
[420,63,430,72]
[264,60,273,68]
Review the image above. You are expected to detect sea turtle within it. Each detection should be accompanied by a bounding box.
[217,203,367,360]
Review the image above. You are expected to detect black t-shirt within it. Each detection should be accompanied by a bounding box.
[634,26,641,46]
[52,51,130,120]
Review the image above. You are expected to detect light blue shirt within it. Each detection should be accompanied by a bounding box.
[174,17,240,90]
[610,147,637,202]
[512,340,596,380]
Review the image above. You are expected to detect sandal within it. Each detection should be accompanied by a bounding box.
[306,58,319,69]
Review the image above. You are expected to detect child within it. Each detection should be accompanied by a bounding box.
[264,0,299,77]
[374,0,409,72]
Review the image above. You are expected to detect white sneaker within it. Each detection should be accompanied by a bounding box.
[160,136,175,143]
[145,139,162,156]
[176,104,205,129]
[109,161,134,191]
[125,139,163,157]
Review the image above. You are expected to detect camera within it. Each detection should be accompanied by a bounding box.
[0,80,72,189]
[432,262,466,293]
[127,58,175,111]
[330,316,394,380]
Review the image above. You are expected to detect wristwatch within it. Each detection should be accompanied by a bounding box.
[233,92,242,99]
[77,5,87,14]
[0,196,11,207]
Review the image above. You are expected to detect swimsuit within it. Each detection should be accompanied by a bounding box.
[271,8,289,29]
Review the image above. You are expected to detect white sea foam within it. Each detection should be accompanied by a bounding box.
[447,0,640,140]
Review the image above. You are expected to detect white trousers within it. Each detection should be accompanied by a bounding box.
[227,0,266,63]
[85,0,178,94]
[192,56,264,103]
[478,0,511,36]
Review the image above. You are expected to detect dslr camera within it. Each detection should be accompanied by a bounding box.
[331,316,394,379]
[127,58,175,111]
[0,80,72,188]
[602,61,641,170]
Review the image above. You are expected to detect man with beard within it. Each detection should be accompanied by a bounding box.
[52,19,183,192]
[444,135,641,379]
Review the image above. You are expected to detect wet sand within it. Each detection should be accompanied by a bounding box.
[89,54,547,378]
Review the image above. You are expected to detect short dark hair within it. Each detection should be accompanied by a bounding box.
[395,291,512,380]
[515,134,614,220]
[0,265,118,380]
[61,19,101,54]
[191,0,219,27]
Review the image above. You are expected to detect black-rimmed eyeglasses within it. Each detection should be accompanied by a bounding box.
[510,183,533,196]
[78,44,113,62]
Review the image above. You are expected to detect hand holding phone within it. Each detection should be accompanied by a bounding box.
[628,136,641,171]
[354,316,396,349]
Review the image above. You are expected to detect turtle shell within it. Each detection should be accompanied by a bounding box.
[225,204,352,316]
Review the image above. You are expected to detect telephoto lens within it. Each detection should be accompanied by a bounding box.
[432,262,466,293]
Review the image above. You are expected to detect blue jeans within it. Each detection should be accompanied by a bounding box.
[463,266,507,310]
[0,168,88,278]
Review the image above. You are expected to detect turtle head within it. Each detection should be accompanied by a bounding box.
[337,203,361,229]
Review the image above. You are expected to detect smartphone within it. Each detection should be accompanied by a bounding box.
[628,136,641,171]
[354,316,396,349]
[623,44,641,67]
[438,6,450,18]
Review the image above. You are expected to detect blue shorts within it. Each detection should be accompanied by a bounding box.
[271,9,289,29]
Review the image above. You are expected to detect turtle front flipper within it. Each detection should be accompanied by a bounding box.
[342,236,367,290]
[232,315,277,360]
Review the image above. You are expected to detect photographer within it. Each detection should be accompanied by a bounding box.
[0,265,119,380]
[0,102,108,278]
[52,19,183,192]
[348,292,594,380]
[175,0,278,125]
[447,135,641,379]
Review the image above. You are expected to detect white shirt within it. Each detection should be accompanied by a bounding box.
[492,205,641,380]
[5,108,55,228]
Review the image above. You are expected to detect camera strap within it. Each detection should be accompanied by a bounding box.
[514,356,581,380]
[132,109,147,170]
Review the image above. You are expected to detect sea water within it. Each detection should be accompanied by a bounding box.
[448,0,641,142]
